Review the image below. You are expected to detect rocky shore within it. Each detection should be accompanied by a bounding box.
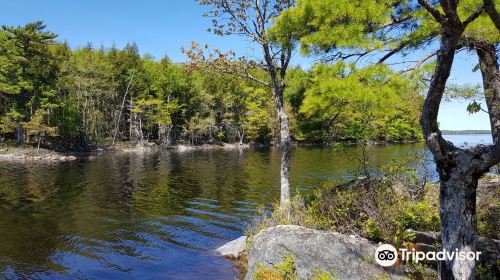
[0,139,412,161]
[215,176,499,279]
[0,142,257,162]
[0,147,78,162]
[217,225,499,280]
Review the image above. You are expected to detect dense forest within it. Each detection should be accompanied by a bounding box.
[0,22,423,149]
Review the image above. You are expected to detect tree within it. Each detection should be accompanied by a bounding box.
[23,109,58,150]
[298,63,423,143]
[1,22,58,145]
[187,0,296,211]
[274,0,499,278]
[416,1,498,278]
[141,56,191,145]
[277,0,500,279]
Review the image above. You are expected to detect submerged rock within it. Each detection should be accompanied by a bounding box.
[216,236,247,259]
[246,225,406,280]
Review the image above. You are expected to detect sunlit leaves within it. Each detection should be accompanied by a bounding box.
[271,0,397,56]
[467,100,482,114]
[297,62,423,141]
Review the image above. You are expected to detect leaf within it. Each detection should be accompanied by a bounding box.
[467,101,481,114]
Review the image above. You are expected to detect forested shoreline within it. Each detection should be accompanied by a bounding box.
[0,22,424,151]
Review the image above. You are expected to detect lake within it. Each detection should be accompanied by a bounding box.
[0,134,492,279]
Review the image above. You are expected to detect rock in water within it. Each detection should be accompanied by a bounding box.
[246,225,406,280]
[216,236,248,259]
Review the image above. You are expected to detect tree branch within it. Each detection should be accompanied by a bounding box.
[418,0,445,23]
[483,0,500,30]
[378,42,408,64]
[463,5,485,27]
[399,50,438,73]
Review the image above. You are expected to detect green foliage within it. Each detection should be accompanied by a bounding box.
[291,62,423,142]
[270,0,391,55]
[460,0,500,44]
[362,218,382,241]
[477,179,499,239]
[394,201,440,233]
[273,0,498,59]
[248,154,441,245]
[1,21,59,117]
[467,101,482,114]
[476,262,500,280]
[0,21,278,147]
[253,253,339,280]
[0,109,20,135]
[310,269,339,280]
[0,21,426,148]
[23,109,58,149]
[254,254,298,280]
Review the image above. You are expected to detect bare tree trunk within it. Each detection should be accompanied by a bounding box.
[273,87,291,211]
[419,27,500,280]
[16,124,24,145]
[423,35,480,278]
[158,124,173,146]
[37,135,42,151]
[112,72,134,145]
[278,109,291,210]
[238,128,244,144]
[476,43,500,147]
[166,125,172,146]
[439,160,478,280]
[129,96,134,141]
[417,3,484,278]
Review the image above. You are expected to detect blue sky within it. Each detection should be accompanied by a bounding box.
[1,0,491,130]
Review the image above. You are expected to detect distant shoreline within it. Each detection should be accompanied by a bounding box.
[0,140,417,162]
[441,130,491,135]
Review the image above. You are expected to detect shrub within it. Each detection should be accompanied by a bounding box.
[254,254,298,280]
[247,177,440,246]
[253,253,339,280]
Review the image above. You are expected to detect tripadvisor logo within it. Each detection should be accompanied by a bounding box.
[375,244,482,267]
[375,244,398,267]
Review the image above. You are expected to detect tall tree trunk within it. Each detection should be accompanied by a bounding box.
[158,124,172,146]
[439,160,478,280]
[273,87,291,211]
[37,134,42,151]
[238,128,244,144]
[418,11,481,279]
[476,43,500,147]
[421,30,500,280]
[16,123,24,145]
[129,96,134,141]
[112,72,134,145]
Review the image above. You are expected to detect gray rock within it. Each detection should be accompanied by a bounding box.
[477,237,500,263]
[405,229,499,269]
[216,236,247,259]
[405,229,440,244]
[245,225,406,280]
[415,243,438,254]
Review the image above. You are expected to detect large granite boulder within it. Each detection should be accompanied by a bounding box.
[245,225,406,280]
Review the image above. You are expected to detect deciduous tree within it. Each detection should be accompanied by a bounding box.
[274,0,499,278]
[187,0,296,211]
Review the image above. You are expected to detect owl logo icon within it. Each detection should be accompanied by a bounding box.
[375,244,398,267]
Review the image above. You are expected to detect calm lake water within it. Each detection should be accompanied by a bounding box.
[0,134,491,280]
